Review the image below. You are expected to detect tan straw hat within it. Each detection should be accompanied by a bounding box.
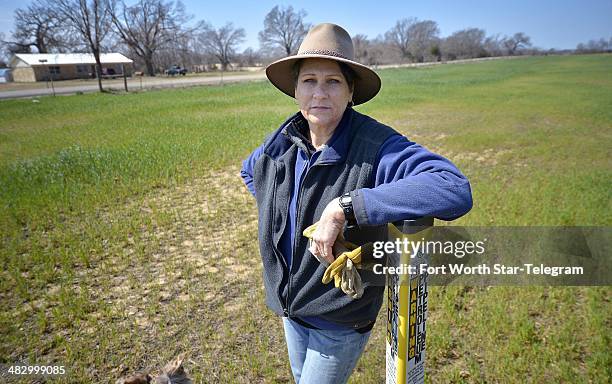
[265,23,381,105]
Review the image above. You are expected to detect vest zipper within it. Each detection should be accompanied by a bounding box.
[269,165,289,313]
[285,159,308,316]
[286,154,332,317]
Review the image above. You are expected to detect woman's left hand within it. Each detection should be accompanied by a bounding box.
[308,198,346,264]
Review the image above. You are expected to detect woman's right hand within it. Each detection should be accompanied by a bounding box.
[308,198,346,264]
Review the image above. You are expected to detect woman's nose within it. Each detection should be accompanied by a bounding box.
[312,84,328,99]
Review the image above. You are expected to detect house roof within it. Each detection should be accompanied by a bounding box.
[12,53,133,66]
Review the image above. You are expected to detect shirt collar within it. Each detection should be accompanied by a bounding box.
[281,108,353,164]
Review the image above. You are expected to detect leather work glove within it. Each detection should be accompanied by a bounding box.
[303,222,364,299]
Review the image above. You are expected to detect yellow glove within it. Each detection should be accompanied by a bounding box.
[303,221,431,299]
[321,246,362,284]
[303,222,364,299]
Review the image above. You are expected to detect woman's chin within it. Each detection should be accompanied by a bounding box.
[305,113,335,128]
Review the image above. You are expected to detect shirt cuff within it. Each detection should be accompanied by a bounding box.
[350,189,369,227]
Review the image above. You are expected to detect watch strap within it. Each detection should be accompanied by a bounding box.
[338,193,358,228]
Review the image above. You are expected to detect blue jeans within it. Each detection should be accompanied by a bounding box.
[282,317,372,384]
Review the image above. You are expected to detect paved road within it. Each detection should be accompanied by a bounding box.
[0,72,267,100]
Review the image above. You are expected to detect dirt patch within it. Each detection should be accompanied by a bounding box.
[48,166,264,374]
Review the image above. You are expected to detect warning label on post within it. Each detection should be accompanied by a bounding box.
[386,263,428,383]
[406,272,427,382]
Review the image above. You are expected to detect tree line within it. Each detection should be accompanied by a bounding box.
[1,1,609,84]
[575,37,612,54]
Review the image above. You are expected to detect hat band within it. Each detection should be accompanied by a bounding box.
[298,49,349,60]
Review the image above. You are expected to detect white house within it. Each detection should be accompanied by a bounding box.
[9,53,134,82]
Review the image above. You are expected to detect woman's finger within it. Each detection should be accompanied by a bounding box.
[308,238,318,256]
[322,242,334,264]
[309,238,325,259]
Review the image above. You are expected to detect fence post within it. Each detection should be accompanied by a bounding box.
[122,64,128,92]
[386,217,433,384]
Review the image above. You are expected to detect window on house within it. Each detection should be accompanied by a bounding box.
[76,65,88,73]
[49,66,61,75]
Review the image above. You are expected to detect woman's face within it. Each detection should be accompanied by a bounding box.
[295,58,354,131]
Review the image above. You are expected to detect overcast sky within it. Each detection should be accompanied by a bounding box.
[1,0,611,51]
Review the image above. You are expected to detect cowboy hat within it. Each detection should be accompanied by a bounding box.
[265,23,381,105]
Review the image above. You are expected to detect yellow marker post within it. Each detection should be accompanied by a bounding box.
[386,218,433,384]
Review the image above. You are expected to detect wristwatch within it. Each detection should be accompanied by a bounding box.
[338,193,358,228]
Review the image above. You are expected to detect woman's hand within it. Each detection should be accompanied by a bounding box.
[308,198,345,264]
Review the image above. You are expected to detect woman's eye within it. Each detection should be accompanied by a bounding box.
[303,78,315,83]
[328,79,340,84]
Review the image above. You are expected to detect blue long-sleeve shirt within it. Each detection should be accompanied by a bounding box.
[241,109,472,329]
[241,115,472,228]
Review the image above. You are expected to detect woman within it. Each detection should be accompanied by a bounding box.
[241,23,472,384]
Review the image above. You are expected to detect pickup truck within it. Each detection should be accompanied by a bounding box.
[165,66,188,76]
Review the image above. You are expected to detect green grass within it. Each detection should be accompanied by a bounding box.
[0,54,611,383]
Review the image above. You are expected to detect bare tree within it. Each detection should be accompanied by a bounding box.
[352,34,390,66]
[576,37,612,53]
[0,38,32,56]
[0,0,79,54]
[407,20,439,62]
[503,32,531,55]
[239,47,261,67]
[54,0,115,92]
[483,33,505,56]
[258,5,310,56]
[385,18,417,60]
[257,45,286,65]
[0,32,9,64]
[385,18,440,62]
[110,0,200,76]
[370,35,399,66]
[352,34,370,64]
[198,22,245,70]
[442,28,487,60]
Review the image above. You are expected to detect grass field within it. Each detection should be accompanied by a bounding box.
[0,54,610,383]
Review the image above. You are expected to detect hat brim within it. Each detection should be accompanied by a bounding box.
[265,54,381,106]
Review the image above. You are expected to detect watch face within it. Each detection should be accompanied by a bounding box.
[340,194,351,206]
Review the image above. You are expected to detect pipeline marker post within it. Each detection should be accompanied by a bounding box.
[386,217,433,384]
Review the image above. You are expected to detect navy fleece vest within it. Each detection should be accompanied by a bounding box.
[253,109,397,329]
